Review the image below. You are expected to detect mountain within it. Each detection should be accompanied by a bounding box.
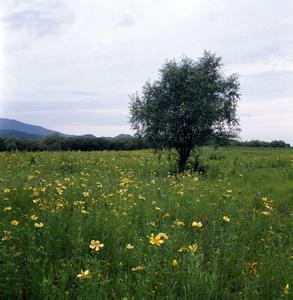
[0,129,41,140]
[0,118,133,140]
[0,118,68,139]
[114,134,134,139]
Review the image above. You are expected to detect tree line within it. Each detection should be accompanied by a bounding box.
[0,135,290,152]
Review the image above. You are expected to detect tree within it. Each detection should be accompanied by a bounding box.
[129,51,240,172]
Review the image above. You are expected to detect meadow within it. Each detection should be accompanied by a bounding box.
[0,148,292,299]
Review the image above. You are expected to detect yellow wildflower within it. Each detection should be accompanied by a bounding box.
[96,182,103,188]
[178,246,187,253]
[89,240,104,251]
[188,243,198,253]
[131,264,145,271]
[284,283,289,296]
[82,191,89,197]
[77,269,92,279]
[149,233,164,246]
[4,207,12,212]
[260,211,271,216]
[192,221,203,228]
[4,188,11,193]
[247,261,259,275]
[34,222,44,229]
[126,243,134,250]
[223,216,230,222]
[2,230,12,240]
[11,220,19,226]
[174,219,185,227]
[31,214,38,221]
[172,259,178,267]
[149,233,168,246]
[56,186,63,195]
[158,232,168,239]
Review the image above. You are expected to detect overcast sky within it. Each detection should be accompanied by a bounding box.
[0,0,292,142]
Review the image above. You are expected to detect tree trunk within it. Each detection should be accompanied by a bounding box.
[177,147,191,173]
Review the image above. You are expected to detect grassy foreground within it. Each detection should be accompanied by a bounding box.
[0,148,292,299]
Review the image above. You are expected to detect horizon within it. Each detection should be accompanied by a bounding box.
[0,117,291,145]
[0,0,293,144]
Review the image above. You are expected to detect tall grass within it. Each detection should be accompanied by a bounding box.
[0,148,292,299]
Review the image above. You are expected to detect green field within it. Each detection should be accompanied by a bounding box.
[1,148,292,299]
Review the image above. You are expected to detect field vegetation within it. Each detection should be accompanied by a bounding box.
[1,148,292,299]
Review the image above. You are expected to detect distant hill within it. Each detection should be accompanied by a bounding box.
[0,118,133,140]
[114,134,134,139]
[103,134,134,140]
[0,129,41,140]
[0,118,68,138]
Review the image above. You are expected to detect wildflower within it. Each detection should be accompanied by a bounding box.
[4,188,11,193]
[82,191,89,197]
[131,264,145,271]
[11,220,19,226]
[56,186,63,195]
[138,195,145,200]
[226,189,232,193]
[77,269,92,279]
[126,243,134,250]
[2,230,12,241]
[223,216,230,222]
[178,246,187,253]
[34,222,44,229]
[81,209,89,214]
[27,175,35,180]
[188,243,198,253]
[158,232,168,239]
[149,233,168,246]
[120,178,130,187]
[31,214,38,221]
[247,261,259,275]
[284,283,289,296]
[96,182,103,188]
[260,211,271,216]
[33,198,41,204]
[4,207,12,212]
[192,221,203,228]
[89,240,104,251]
[172,259,178,267]
[174,219,185,227]
[147,221,156,226]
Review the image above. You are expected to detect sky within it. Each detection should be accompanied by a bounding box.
[0,0,292,143]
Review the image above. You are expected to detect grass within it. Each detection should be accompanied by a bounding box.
[0,147,292,299]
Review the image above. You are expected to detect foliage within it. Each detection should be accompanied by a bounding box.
[0,135,290,152]
[0,148,292,299]
[0,135,149,152]
[130,51,240,172]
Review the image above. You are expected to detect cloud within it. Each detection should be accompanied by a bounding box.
[0,0,292,142]
[4,9,71,35]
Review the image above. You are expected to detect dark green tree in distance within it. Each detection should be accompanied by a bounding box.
[129,51,240,172]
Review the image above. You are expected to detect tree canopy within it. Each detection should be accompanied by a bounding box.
[129,51,240,172]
